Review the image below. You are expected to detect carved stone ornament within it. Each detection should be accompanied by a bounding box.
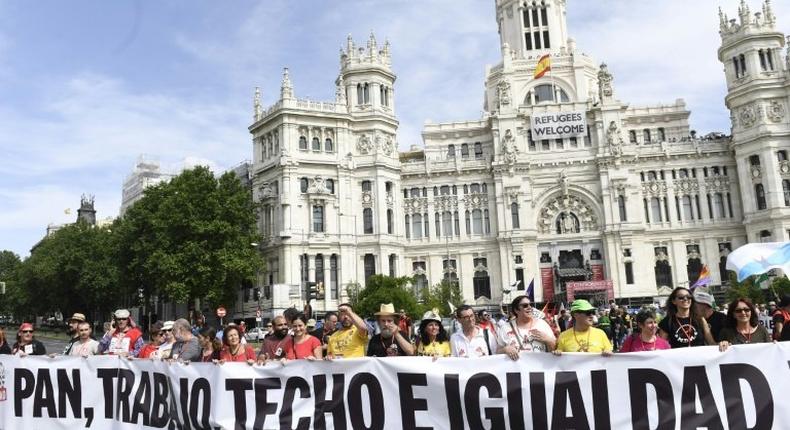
[501,129,518,168]
[642,180,668,196]
[434,195,458,211]
[597,63,614,101]
[750,165,762,181]
[673,178,699,194]
[767,100,785,123]
[259,183,274,200]
[307,176,330,194]
[403,197,428,214]
[704,176,730,192]
[463,193,489,209]
[655,251,668,262]
[385,192,395,207]
[538,194,598,234]
[413,266,427,276]
[474,262,489,272]
[357,134,374,154]
[496,80,511,107]
[780,160,790,176]
[381,135,396,156]
[361,191,374,207]
[740,105,757,128]
[606,121,624,156]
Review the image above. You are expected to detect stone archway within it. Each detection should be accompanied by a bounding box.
[537,194,598,235]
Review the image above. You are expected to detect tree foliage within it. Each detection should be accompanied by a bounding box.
[0,251,22,316]
[352,275,420,319]
[417,280,463,318]
[116,166,261,309]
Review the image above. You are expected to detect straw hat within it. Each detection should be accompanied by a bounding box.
[374,303,398,316]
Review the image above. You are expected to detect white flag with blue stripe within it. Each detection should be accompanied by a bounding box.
[725,242,790,281]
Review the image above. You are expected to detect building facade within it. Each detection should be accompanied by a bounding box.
[249,0,790,317]
[120,156,176,216]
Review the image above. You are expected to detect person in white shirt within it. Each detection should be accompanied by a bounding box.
[70,322,99,357]
[450,305,497,358]
[497,295,556,360]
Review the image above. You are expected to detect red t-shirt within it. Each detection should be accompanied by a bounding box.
[138,343,159,359]
[259,335,296,360]
[220,345,256,362]
[293,336,321,359]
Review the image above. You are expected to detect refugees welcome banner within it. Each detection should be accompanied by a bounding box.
[1,343,789,429]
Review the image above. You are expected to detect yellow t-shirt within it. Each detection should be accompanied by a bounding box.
[327,326,368,358]
[556,327,612,353]
[416,340,451,357]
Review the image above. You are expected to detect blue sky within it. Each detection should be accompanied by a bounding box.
[1,0,787,257]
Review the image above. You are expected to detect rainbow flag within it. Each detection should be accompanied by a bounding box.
[690,265,711,290]
[534,54,551,79]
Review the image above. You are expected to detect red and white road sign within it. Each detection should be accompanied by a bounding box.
[216,306,227,318]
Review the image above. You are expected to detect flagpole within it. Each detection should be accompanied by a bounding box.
[549,53,557,103]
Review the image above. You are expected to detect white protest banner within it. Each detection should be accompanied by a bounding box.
[758,314,774,335]
[530,111,587,140]
[1,343,789,429]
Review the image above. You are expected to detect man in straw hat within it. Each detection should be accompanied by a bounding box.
[367,303,414,357]
[63,312,87,355]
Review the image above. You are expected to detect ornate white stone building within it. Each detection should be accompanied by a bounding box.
[249,0,790,317]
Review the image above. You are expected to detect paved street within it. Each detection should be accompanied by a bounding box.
[38,336,69,355]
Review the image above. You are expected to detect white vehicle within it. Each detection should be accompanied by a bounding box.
[245,327,267,341]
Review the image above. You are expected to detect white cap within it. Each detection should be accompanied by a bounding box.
[114,309,130,319]
[162,321,174,331]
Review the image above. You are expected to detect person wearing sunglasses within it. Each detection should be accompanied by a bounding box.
[498,295,556,360]
[12,323,46,356]
[718,298,771,351]
[658,287,714,348]
[98,309,144,357]
[138,321,166,359]
[554,299,612,354]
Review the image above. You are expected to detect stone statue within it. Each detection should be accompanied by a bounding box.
[335,76,347,104]
[558,170,569,197]
[357,134,374,154]
[381,136,395,156]
[606,121,624,156]
[497,80,511,107]
[253,87,263,121]
[501,129,518,167]
[598,63,613,101]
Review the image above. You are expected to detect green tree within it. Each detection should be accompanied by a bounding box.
[15,221,120,321]
[0,250,22,316]
[769,277,790,300]
[117,166,261,311]
[353,275,420,319]
[724,272,765,304]
[417,280,463,317]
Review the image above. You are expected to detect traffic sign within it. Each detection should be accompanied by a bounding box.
[256,309,261,318]
[216,306,227,318]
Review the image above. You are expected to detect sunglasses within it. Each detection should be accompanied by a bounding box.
[116,318,129,321]
[734,308,751,314]
[675,295,692,301]
[20,330,33,334]
[161,329,172,332]
[519,303,532,309]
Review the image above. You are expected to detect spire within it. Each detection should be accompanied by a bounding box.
[280,67,293,100]
[763,0,776,26]
[346,34,355,58]
[367,31,377,59]
[719,7,727,31]
[253,86,262,121]
[382,38,391,59]
[335,76,347,104]
[738,0,750,26]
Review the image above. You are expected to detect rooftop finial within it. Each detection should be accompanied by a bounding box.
[367,31,377,59]
[335,75,346,104]
[346,34,354,57]
[280,67,293,99]
[253,86,262,121]
[764,0,776,26]
[738,0,751,25]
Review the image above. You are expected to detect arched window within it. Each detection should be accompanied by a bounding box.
[423,212,430,238]
[658,128,666,141]
[300,178,309,193]
[326,179,335,194]
[760,230,772,242]
[530,84,570,104]
[749,155,761,166]
[324,138,334,152]
[484,209,491,234]
[777,150,788,162]
[312,137,321,151]
[315,254,325,286]
[474,142,483,159]
[404,215,410,239]
[363,208,373,234]
[784,180,790,206]
[470,183,480,193]
[435,212,441,236]
[463,184,469,194]
[555,212,580,234]
[473,258,491,299]
[299,136,308,150]
[629,130,637,143]
[713,193,725,219]
[362,180,372,192]
[447,144,456,158]
[363,254,376,282]
[465,210,471,234]
[412,262,428,294]
[650,197,662,222]
[460,144,469,158]
[363,83,370,104]
[312,205,324,233]
[357,84,363,105]
[511,203,520,229]
[643,129,652,143]
[387,209,394,234]
[442,211,453,237]
[678,169,688,178]
[755,184,767,210]
[481,183,488,193]
[412,213,422,239]
[682,196,694,220]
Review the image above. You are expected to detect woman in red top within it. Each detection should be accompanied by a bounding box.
[138,322,165,359]
[220,326,256,364]
[620,309,670,352]
[291,314,322,360]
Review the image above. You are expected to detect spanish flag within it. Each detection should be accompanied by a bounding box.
[534,54,551,79]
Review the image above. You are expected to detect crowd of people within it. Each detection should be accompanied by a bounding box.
[3,288,790,361]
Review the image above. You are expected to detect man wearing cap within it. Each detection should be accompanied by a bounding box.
[12,323,46,356]
[327,304,368,358]
[555,300,612,354]
[367,303,414,357]
[693,290,727,342]
[773,294,790,341]
[63,312,87,355]
[98,309,144,357]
